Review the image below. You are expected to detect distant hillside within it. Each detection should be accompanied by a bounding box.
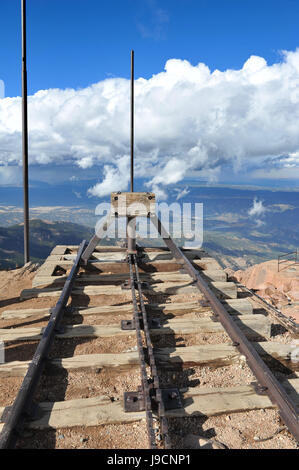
[0,219,94,269]
[202,230,291,271]
[0,214,297,271]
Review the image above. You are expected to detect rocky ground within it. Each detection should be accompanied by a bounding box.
[229,259,299,324]
[0,259,298,449]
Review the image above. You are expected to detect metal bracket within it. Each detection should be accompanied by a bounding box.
[64,306,75,315]
[149,318,161,329]
[54,324,66,334]
[121,279,148,290]
[121,319,136,330]
[250,382,268,396]
[121,279,136,290]
[140,281,149,290]
[0,406,11,424]
[178,268,187,274]
[0,402,42,424]
[136,249,145,260]
[161,388,183,410]
[210,314,220,322]
[0,406,25,436]
[124,388,182,412]
[24,402,42,421]
[199,299,210,308]
[124,391,145,412]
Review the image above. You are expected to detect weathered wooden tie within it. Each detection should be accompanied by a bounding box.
[32,270,227,288]
[0,341,298,378]
[20,280,237,300]
[0,314,271,342]
[1,379,298,432]
[1,298,253,320]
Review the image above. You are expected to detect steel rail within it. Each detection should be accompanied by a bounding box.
[236,282,299,335]
[127,255,156,448]
[132,254,171,449]
[81,212,115,264]
[278,250,298,272]
[151,214,299,443]
[0,240,87,449]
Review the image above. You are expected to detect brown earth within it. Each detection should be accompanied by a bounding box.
[0,261,298,449]
[231,260,299,323]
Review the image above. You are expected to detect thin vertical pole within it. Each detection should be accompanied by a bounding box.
[127,50,136,253]
[22,0,30,263]
[130,50,134,192]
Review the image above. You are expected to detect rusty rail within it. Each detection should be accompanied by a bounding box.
[0,240,87,449]
[278,250,298,272]
[126,254,156,447]
[151,214,299,443]
[236,281,299,334]
[2,232,299,448]
[125,254,174,449]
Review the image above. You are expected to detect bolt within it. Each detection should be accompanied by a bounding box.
[127,395,139,403]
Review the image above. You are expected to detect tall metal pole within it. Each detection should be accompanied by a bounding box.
[127,50,136,253]
[21,0,30,263]
[130,50,134,192]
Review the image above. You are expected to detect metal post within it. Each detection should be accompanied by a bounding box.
[21,0,30,263]
[127,50,136,253]
[130,50,134,192]
[127,216,136,253]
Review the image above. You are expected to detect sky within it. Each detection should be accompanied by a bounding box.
[0,0,299,202]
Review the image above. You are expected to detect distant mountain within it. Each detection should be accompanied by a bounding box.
[0,219,94,269]
[0,216,295,271]
[1,185,299,272]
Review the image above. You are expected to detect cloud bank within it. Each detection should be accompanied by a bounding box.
[1,49,299,197]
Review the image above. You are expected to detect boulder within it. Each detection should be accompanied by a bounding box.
[234,259,299,303]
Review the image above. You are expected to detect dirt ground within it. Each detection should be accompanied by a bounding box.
[0,261,298,449]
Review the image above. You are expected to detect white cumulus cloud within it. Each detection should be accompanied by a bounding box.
[248,197,268,227]
[174,186,190,200]
[248,198,267,217]
[1,49,299,197]
[87,155,130,197]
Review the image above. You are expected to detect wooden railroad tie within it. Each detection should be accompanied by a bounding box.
[1,379,299,432]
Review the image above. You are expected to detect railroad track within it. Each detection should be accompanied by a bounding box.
[0,242,299,449]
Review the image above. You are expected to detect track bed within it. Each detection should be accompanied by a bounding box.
[0,245,298,449]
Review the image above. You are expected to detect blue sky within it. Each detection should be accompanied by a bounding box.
[0,0,299,200]
[1,0,299,96]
